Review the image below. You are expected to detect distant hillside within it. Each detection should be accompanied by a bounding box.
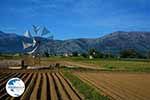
[0,31,23,53]
[0,31,150,55]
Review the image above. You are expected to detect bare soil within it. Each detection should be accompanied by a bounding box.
[0,70,82,100]
[75,71,150,100]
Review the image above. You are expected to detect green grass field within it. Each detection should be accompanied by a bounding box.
[1,55,150,72]
[45,56,150,72]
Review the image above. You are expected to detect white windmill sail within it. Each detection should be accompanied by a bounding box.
[41,27,50,36]
[27,45,39,54]
[24,30,32,38]
[32,38,36,47]
[22,25,51,55]
[22,41,33,49]
[32,25,40,34]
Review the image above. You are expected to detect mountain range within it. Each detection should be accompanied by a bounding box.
[0,31,150,55]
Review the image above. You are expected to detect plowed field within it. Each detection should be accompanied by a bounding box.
[75,72,150,100]
[0,70,82,100]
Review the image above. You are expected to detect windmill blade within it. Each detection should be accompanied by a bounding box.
[32,25,40,34]
[22,41,33,49]
[27,45,39,54]
[24,30,32,38]
[41,27,50,36]
[32,37,37,47]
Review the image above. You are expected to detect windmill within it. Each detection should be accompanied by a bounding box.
[21,25,53,68]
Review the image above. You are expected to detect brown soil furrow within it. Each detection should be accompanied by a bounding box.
[0,72,8,76]
[56,73,81,100]
[0,92,7,100]
[76,73,123,100]
[83,72,150,100]
[117,74,150,95]
[0,72,7,76]
[51,73,62,100]
[47,73,58,100]
[103,74,148,100]
[103,75,139,99]
[52,73,69,100]
[82,72,141,100]
[5,96,11,100]
[76,72,150,100]
[0,73,22,94]
[10,73,34,100]
[0,73,16,83]
[20,73,37,100]
[40,73,47,100]
[7,73,28,100]
[95,73,144,100]
[46,73,51,100]
[0,73,16,88]
[37,73,42,99]
[55,73,72,100]
[0,73,24,99]
[59,72,84,100]
[21,73,30,81]
[30,73,41,100]
[0,73,11,79]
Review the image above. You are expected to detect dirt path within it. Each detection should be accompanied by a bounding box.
[60,61,103,70]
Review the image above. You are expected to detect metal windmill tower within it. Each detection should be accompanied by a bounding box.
[21,25,53,68]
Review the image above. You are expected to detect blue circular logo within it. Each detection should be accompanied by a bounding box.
[6,78,25,97]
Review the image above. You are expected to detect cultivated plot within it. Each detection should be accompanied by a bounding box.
[75,72,150,100]
[0,70,82,100]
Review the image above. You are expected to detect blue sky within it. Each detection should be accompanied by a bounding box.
[0,0,150,40]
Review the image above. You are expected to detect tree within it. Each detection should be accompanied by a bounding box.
[147,51,150,59]
[88,48,103,58]
[81,53,88,58]
[120,49,138,58]
[44,51,49,57]
[72,51,78,56]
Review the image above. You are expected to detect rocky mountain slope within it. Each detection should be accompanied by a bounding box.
[0,31,150,55]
